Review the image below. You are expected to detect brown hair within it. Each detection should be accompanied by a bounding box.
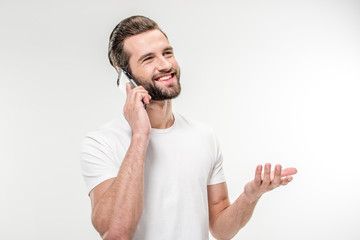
[108,15,167,74]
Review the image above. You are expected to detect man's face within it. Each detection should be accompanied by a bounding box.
[124,29,181,100]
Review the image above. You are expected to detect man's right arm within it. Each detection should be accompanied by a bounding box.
[89,84,151,240]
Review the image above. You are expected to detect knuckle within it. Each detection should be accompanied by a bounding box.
[138,86,146,91]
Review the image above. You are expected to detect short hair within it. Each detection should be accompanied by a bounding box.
[108,15,167,74]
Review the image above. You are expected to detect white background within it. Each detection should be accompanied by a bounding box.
[1,0,359,239]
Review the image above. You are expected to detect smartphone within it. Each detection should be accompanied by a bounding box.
[117,70,146,109]
[117,70,138,93]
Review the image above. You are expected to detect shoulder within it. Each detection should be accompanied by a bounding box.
[82,114,132,150]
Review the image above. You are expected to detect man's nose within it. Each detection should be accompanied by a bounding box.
[156,56,172,72]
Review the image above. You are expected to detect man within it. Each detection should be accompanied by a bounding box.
[81,15,297,240]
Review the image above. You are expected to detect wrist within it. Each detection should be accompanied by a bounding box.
[132,132,150,143]
[241,192,261,204]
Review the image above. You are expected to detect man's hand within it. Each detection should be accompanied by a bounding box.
[90,83,152,238]
[243,163,297,203]
[123,83,152,137]
[208,164,297,239]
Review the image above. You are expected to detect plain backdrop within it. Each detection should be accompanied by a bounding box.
[1,0,359,239]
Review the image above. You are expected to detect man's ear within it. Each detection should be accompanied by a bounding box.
[115,66,121,72]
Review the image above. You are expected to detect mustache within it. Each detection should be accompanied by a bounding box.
[152,68,178,80]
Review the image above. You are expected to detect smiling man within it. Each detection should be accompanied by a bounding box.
[80,15,297,240]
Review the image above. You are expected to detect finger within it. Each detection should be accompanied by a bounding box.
[262,163,271,185]
[254,165,262,185]
[126,85,148,99]
[128,87,148,102]
[143,94,151,104]
[280,176,293,185]
[126,82,132,95]
[135,85,147,91]
[272,164,282,186]
[126,83,141,107]
[281,167,298,177]
[124,83,133,111]
[133,91,149,106]
[125,91,147,112]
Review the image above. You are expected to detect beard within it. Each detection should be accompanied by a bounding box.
[131,68,181,101]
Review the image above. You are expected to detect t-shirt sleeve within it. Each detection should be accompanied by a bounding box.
[207,132,226,185]
[80,133,119,195]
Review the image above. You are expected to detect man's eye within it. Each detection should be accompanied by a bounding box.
[143,56,153,62]
[164,51,173,56]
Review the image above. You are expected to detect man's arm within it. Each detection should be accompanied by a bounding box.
[89,84,151,240]
[208,163,297,240]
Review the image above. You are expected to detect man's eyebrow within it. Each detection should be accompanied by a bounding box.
[164,46,173,52]
[138,52,153,63]
[138,47,174,63]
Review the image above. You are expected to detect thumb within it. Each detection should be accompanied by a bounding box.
[281,167,297,177]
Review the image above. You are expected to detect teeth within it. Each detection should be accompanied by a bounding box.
[158,75,172,81]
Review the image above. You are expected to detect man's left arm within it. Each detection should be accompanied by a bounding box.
[208,163,297,240]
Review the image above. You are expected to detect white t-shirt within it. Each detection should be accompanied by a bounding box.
[80,112,226,240]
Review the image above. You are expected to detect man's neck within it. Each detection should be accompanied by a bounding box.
[146,100,174,129]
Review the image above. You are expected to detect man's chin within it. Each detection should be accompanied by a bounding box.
[150,80,181,100]
[150,90,181,101]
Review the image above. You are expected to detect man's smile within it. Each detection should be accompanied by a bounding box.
[154,72,175,84]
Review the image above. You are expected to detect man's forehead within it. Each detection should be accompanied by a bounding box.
[124,29,171,57]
